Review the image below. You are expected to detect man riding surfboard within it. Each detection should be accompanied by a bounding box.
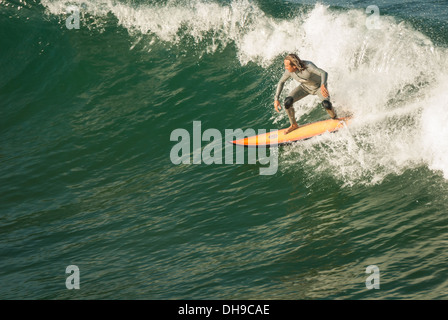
[274,54,337,134]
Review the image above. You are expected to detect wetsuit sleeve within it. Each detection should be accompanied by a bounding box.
[274,71,291,101]
[306,61,328,86]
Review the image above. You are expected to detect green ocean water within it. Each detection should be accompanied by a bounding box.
[1,0,448,299]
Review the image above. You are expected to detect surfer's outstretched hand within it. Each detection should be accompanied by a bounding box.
[321,84,329,98]
[274,100,281,112]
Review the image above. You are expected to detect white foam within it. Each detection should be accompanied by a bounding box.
[419,76,448,179]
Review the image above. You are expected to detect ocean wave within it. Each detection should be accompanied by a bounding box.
[37,0,448,184]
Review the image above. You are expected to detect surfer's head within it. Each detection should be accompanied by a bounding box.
[284,54,305,72]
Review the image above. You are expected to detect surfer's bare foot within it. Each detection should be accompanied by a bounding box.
[285,123,298,134]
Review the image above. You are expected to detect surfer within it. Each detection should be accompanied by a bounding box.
[274,53,337,134]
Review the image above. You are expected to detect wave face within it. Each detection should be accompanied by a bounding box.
[1,0,448,299]
[36,0,448,184]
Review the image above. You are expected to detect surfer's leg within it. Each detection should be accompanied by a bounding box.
[316,89,337,119]
[284,86,309,133]
[322,100,337,119]
[284,96,296,125]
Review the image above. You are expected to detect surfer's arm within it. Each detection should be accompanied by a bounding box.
[306,61,328,87]
[274,71,291,101]
[307,61,329,97]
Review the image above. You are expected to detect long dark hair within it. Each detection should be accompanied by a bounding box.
[285,53,306,72]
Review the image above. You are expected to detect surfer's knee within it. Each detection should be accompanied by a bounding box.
[284,96,294,109]
[322,100,332,110]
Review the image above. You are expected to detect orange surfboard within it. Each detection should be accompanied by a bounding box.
[230,117,351,147]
